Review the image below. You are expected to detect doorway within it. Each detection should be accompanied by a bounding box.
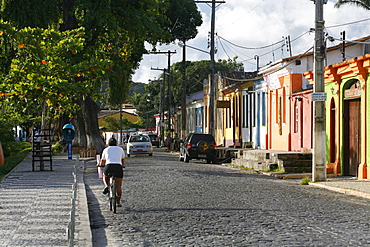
[343,98,361,176]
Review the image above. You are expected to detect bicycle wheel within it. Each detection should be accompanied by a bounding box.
[112,181,117,213]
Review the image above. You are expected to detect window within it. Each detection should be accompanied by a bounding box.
[294,100,299,133]
[261,92,266,126]
[242,95,246,128]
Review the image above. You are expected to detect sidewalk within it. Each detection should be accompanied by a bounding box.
[264,171,370,199]
[309,177,370,199]
[0,153,92,247]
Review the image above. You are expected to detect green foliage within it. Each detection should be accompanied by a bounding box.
[1,0,61,28]
[165,0,202,42]
[1,141,31,158]
[52,141,64,153]
[0,142,31,180]
[300,177,311,185]
[129,82,146,95]
[0,22,111,121]
[334,0,370,10]
[0,118,15,143]
[0,0,204,150]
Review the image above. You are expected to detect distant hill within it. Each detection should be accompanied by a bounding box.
[129,82,146,95]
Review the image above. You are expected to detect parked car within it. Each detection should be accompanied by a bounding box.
[126,134,153,157]
[148,133,160,148]
[179,133,217,163]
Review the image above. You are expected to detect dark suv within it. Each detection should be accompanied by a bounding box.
[148,133,160,147]
[179,133,217,163]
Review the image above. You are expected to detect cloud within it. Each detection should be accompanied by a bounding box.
[133,0,370,83]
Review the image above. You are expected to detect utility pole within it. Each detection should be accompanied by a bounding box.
[209,0,216,136]
[181,40,187,140]
[151,70,165,147]
[150,50,176,145]
[194,0,225,136]
[167,50,175,136]
[312,0,327,182]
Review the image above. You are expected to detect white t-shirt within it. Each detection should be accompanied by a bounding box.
[101,146,125,164]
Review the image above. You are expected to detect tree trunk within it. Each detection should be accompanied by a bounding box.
[71,112,87,148]
[78,96,105,154]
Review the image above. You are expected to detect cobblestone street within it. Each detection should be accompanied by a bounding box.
[85,149,370,246]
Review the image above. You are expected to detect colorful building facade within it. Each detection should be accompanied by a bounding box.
[305,53,370,179]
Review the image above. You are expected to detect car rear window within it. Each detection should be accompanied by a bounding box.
[130,135,150,142]
[190,134,215,143]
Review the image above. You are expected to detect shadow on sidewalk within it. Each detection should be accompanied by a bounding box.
[85,183,109,246]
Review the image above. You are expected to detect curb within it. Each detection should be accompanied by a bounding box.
[77,157,95,246]
[308,182,370,199]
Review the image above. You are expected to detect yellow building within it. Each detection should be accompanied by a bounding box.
[98,104,138,130]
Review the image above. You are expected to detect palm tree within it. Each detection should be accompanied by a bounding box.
[335,0,370,10]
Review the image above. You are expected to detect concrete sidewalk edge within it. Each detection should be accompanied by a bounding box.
[309,182,370,199]
[77,158,93,246]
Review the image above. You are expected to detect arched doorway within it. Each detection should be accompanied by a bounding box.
[343,80,361,176]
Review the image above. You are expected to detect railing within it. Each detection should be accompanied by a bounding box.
[67,156,79,246]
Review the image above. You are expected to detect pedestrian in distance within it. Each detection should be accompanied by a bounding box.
[173,133,179,151]
[97,137,125,207]
[165,134,172,152]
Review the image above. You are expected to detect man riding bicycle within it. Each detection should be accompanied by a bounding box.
[98,137,125,207]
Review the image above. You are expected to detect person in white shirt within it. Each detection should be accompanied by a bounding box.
[98,137,125,207]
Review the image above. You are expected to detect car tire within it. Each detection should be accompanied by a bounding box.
[184,153,190,163]
[179,153,184,161]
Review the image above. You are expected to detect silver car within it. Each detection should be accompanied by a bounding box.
[126,134,153,157]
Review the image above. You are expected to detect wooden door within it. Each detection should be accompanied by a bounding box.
[344,99,360,176]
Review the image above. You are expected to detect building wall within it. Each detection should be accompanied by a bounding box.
[290,90,312,152]
[305,53,370,179]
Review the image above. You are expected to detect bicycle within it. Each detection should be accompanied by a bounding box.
[107,173,118,213]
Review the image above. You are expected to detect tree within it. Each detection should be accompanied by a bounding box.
[0,0,202,153]
[0,23,102,127]
[165,0,202,43]
[335,0,370,10]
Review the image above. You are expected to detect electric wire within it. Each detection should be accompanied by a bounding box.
[217,35,284,50]
[325,16,370,29]
[327,37,370,44]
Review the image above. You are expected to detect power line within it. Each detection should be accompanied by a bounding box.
[217,35,284,50]
[326,16,370,29]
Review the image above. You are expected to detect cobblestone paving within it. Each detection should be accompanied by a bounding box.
[0,155,77,247]
[85,149,370,246]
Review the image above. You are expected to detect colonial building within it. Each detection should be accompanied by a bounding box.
[305,53,370,179]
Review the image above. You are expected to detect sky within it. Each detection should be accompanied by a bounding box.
[132,0,370,83]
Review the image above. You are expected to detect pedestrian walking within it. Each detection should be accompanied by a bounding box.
[165,134,172,152]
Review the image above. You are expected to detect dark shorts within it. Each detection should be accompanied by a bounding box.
[103,164,123,178]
